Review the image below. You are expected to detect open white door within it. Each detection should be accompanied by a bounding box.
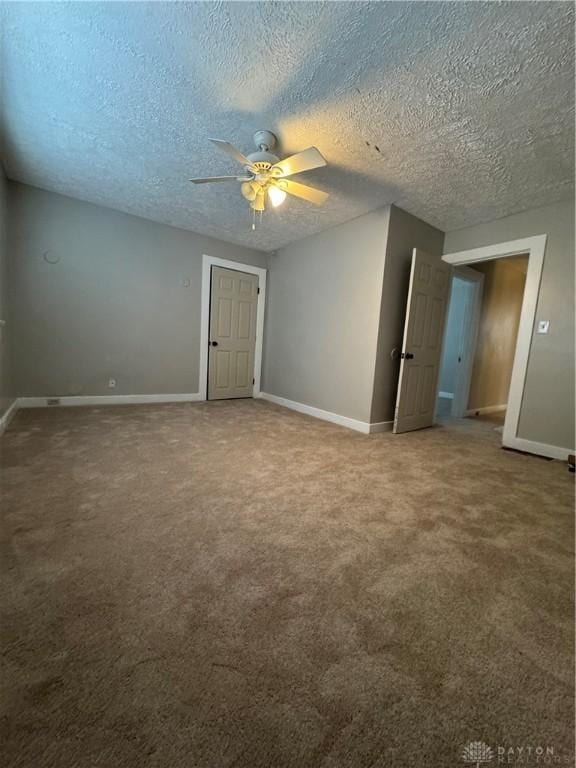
[393,249,452,433]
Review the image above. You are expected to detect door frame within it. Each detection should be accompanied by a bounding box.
[442,235,546,452]
[199,255,267,401]
[449,266,484,419]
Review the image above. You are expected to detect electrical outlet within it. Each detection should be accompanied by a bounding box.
[108,378,117,389]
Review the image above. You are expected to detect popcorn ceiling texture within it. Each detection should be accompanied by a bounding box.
[1,1,574,251]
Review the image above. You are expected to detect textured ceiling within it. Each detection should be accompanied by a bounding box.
[1,1,574,251]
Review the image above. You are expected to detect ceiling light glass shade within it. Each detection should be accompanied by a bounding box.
[241,181,257,201]
[268,185,287,207]
[250,191,266,212]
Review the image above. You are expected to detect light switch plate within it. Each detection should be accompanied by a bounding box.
[537,320,550,334]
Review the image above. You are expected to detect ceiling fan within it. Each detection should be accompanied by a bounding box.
[189,130,329,228]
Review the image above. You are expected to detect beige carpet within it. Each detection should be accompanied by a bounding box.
[1,400,574,767]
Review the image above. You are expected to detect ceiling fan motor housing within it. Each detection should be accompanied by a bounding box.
[246,151,279,168]
[246,130,279,168]
[243,132,280,205]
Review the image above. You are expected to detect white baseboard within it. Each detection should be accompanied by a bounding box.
[369,420,394,434]
[438,391,454,400]
[17,393,203,409]
[503,436,574,461]
[0,398,19,435]
[4,392,570,460]
[465,404,507,416]
[257,392,392,435]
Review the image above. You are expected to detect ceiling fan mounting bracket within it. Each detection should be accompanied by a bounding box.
[253,130,277,152]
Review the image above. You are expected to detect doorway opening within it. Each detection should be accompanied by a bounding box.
[392,236,548,456]
[437,254,529,431]
[440,235,548,457]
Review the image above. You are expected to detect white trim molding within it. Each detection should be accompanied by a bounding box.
[368,420,394,434]
[3,394,206,436]
[17,393,202,408]
[443,235,550,458]
[0,399,19,435]
[199,255,267,401]
[7,391,394,437]
[258,392,393,435]
[503,437,573,462]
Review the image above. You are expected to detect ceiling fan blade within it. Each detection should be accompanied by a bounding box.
[189,175,250,184]
[272,147,326,178]
[209,139,253,167]
[278,179,329,205]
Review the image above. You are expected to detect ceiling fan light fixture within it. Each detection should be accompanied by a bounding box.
[268,185,287,207]
[241,181,257,201]
[190,131,329,229]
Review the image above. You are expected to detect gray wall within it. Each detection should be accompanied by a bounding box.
[8,182,267,397]
[0,166,15,418]
[8,180,573,450]
[370,205,445,423]
[263,209,390,423]
[444,198,575,450]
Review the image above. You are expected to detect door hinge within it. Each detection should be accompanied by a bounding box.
[252,377,255,385]
[257,287,260,294]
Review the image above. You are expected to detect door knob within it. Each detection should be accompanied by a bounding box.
[401,352,414,359]
[210,341,218,347]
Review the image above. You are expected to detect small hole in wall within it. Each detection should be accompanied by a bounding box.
[43,250,60,264]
